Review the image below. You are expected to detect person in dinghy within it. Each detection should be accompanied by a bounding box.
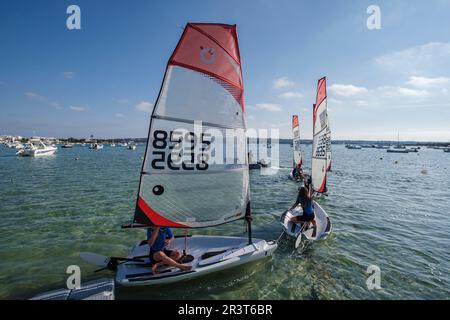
[291,163,304,182]
[147,226,192,274]
[289,185,317,237]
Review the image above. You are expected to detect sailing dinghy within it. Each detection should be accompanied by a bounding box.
[288,115,303,181]
[81,23,277,286]
[280,77,332,248]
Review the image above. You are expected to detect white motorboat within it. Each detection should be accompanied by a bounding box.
[17,140,57,157]
[89,143,104,150]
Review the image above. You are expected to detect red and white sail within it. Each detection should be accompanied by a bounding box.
[326,117,332,172]
[311,77,328,193]
[292,115,302,168]
[133,23,249,228]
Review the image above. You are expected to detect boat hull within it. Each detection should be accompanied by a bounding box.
[116,235,277,286]
[20,147,57,157]
[280,200,332,241]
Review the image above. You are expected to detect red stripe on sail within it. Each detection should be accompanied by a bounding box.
[315,77,327,109]
[292,115,299,128]
[138,197,189,228]
[317,175,327,193]
[326,160,332,172]
[169,23,244,109]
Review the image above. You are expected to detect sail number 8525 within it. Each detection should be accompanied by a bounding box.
[151,129,210,171]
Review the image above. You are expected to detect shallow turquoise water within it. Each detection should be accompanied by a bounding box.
[0,144,449,299]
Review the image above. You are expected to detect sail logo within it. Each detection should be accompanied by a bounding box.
[200,47,216,65]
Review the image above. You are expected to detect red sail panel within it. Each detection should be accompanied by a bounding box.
[292,115,299,128]
[313,77,327,122]
[169,23,244,108]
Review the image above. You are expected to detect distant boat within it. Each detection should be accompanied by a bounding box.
[61,143,74,148]
[89,143,103,150]
[110,143,116,147]
[127,141,136,150]
[17,140,57,157]
[346,144,362,149]
[387,147,408,153]
[444,148,450,153]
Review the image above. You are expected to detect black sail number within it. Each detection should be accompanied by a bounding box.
[151,129,209,171]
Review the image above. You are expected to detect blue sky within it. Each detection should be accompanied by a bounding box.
[1,0,450,141]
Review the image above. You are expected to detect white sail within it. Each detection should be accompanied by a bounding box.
[292,115,302,168]
[326,117,331,172]
[133,23,249,228]
[311,77,328,193]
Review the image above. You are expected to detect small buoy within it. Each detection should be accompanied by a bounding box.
[394,160,398,164]
[75,156,80,160]
[380,157,383,160]
[421,169,427,175]
[140,156,144,160]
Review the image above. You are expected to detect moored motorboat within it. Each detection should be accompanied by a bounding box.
[17,140,57,157]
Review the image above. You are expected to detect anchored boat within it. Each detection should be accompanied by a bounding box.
[17,139,57,157]
[81,23,277,286]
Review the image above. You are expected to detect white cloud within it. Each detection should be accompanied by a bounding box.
[396,87,429,97]
[375,42,450,75]
[70,106,88,112]
[115,113,125,118]
[25,91,45,101]
[134,101,153,113]
[273,77,294,89]
[407,76,449,88]
[63,71,75,79]
[329,84,368,96]
[254,103,283,112]
[279,91,303,99]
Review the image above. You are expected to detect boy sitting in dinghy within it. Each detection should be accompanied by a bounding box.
[147,226,192,274]
[289,186,317,237]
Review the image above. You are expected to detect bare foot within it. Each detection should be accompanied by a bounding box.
[179,264,192,272]
[151,263,160,274]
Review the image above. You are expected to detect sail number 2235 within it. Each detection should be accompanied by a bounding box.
[151,129,210,171]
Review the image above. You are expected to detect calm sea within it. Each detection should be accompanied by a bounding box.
[0,143,449,299]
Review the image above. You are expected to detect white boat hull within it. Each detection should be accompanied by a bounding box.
[19,147,57,157]
[280,200,332,242]
[116,235,277,286]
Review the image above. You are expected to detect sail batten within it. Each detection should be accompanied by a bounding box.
[133,23,249,228]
